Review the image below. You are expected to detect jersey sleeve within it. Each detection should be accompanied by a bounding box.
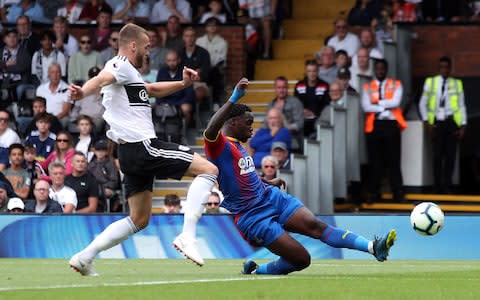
[204,131,226,160]
[103,58,131,84]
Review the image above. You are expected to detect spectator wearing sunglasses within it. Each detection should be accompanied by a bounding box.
[68,34,101,85]
[100,30,119,66]
[204,189,227,214]
[260,155,279,181]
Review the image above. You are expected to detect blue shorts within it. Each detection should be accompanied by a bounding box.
[234,186,304,247]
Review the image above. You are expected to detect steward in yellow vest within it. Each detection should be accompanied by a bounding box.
[361,59,405,203]
[419,56,467,193]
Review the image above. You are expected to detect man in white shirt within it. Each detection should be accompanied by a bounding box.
[150,0,192,24]
[35,63,71,127]
[327,18,360,57]
[195,17,228,105]
[68,23,218,276]
[49,162,78,213]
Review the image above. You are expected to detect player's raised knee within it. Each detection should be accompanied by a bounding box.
[293,253,311,271]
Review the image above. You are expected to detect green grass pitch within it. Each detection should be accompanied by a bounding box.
[1,259,479,300]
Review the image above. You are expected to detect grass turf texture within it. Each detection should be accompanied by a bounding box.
[1,259,479,300]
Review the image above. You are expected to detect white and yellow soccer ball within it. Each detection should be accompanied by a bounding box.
[410,202,445,236]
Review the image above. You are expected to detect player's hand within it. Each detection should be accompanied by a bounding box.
[182,66,199,87]
[228,77,249,104]
[68,84,84,101]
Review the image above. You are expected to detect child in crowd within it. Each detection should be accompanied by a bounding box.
[335,49,350,68]
[74,115,96,162]
[199,0,227,23]
[23,144,45,199]
[25,112,56,160]
[4,144,31,200]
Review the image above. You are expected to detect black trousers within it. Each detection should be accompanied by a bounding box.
[432,118,458,189]
[366,120,403,195]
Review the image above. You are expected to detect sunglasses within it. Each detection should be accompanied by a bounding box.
[57,139,69,143]
[0,118,8,122]
[207,202,220,206]
[80,40,91,44]
[34,188,49,192]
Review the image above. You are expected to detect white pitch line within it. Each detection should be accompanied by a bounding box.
[0,276,284,292]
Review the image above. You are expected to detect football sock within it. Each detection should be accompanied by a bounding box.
[320,225,371,253]
[80,216,138,261]
[182,174,217,239]
[256,257,297,275]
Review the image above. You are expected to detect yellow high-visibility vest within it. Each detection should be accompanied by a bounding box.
[424,75,463,127]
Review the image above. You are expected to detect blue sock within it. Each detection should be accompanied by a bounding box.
[320,225,370,253]
[256,257,297,275]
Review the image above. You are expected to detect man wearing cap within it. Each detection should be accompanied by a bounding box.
[294,59,330,138]
[7,197,24,213]
[270,141,290,169]
[24,179,63,213]
[337,67,358,95]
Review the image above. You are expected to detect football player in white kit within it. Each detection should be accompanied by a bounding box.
[68,23,217,275]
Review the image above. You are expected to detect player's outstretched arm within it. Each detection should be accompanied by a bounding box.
[145,66,199,98]
[204,78,248,141]
[69,70,116,101]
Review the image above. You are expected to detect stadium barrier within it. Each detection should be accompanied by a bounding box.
[0,214,479,259]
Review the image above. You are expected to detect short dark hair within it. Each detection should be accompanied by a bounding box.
[374,58,388,69]
[24,143,36,153]
[164,194,180,206]
[335,49,348,58]
[274,75,288,83]
[226,104,252,120]
[439,56,452,66]
[40,30,55,42]
[34,112,52,123]
[9,143,24,155]
[33,97,47,106]
[305,59,317,67]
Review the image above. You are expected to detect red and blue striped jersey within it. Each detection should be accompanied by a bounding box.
[204,133,271,214]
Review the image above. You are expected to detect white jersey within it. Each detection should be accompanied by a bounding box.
[101,55,156,143]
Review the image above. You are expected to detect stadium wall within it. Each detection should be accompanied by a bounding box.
[0,214,478,260]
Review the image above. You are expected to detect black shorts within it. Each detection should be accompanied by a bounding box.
[118,138,194,197]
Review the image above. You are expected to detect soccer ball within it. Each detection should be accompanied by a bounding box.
[410,202,445,236]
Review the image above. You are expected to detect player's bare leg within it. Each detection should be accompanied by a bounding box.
[173,153,218,266]
[285,207,396,262]
[69,191,151,276]
[243,233,310,275]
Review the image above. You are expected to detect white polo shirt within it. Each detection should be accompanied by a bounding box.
[36,80,70,116]
[50,185,78,212]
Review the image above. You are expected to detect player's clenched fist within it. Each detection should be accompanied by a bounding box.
[68,84,84,101]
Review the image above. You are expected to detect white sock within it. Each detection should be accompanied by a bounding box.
[182,174,217,239]
[80,216,138,261]
[368,241,374,254]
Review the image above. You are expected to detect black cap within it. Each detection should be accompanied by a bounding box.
[94,139,108,150]
[337,67,351,79]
